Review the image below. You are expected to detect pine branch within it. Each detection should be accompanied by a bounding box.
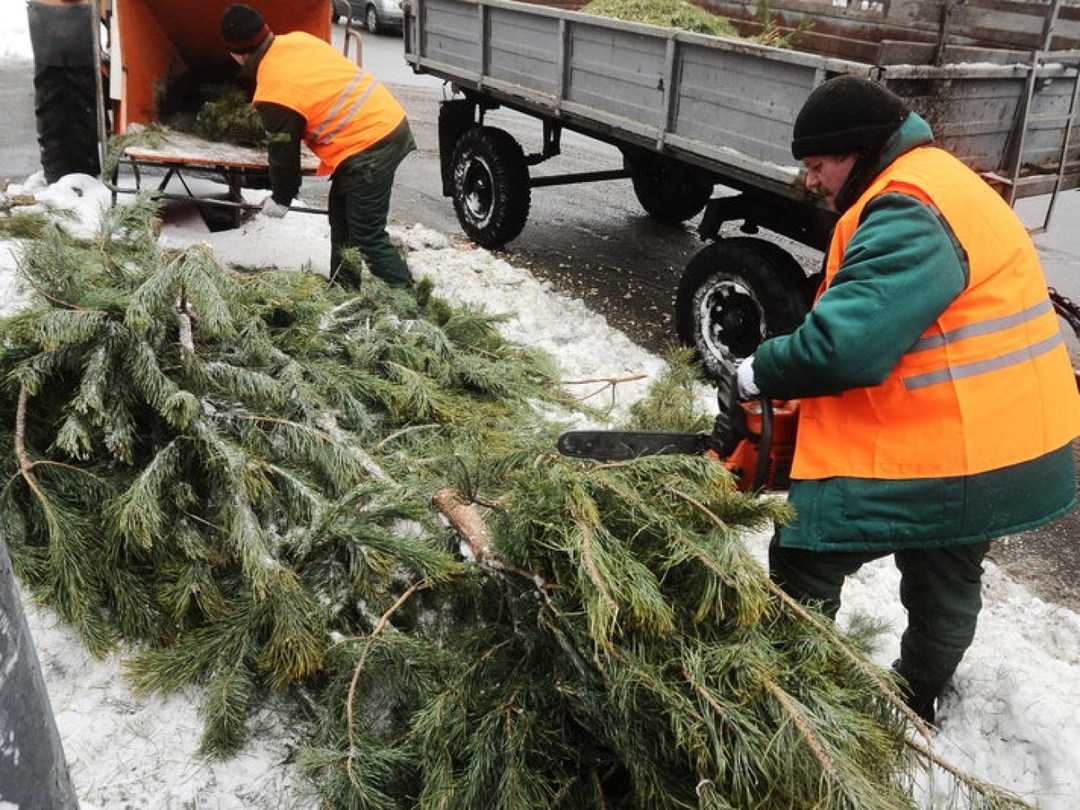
[905,737,1032,809]
[178,308,194,352]
[14,386,44,506]
[760,674,841,785]
[671,483,933,741]
[344,577,434,790]
[561,373,648,386]
[432,487,493,561]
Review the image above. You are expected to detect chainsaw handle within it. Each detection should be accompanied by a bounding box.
[752,397,773,492]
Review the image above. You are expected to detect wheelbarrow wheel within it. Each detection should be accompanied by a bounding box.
[676,238,810,380]
[450,126,531,249]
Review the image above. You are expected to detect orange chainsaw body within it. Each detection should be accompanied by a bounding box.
[707,400,799,492]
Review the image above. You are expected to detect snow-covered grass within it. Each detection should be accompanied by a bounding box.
[2,175,1079,808]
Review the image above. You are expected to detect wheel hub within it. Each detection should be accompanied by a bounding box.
[697,277,766,360]
[462,156,495,227]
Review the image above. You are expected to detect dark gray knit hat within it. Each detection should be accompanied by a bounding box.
[791,76,909,160]
[221,4,270,54]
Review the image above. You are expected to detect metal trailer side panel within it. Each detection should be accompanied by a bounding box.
[423,0,483,74]
[885,68,1080,193]
[407,0,1080,199]
[487,7,561,94]
[672,43,820,168]
[565,22,668,127]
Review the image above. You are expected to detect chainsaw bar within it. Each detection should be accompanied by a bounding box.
[557,430,713,461]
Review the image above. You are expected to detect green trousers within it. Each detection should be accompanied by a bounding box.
[769,537,990,689]
[328,136,414,289]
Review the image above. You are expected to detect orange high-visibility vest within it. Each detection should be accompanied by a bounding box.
[253,32,406,176]
[792,146,1080,480]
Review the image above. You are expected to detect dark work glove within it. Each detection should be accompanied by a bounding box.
[711,356,750,457]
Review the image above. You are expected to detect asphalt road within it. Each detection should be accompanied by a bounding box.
[2,29,1079,608]
[0,59,38,188]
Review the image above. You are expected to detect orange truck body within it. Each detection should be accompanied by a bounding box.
[112,0,331,132]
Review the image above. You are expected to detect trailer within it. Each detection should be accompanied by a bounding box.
[404,0,1080,373]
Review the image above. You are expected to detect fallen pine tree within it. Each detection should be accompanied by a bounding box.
[0,202,1029,808]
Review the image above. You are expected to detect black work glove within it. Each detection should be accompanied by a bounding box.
[712,357,750,458]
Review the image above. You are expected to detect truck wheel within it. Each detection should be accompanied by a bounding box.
[675,238,809,380]
[625,153,713,224]
[34,66,100,184]
[450,127,531,249]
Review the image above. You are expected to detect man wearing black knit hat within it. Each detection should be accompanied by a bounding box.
[734,76,1079,725]
[221,3,415,290]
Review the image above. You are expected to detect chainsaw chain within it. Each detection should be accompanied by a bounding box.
[1050,287,1080,339]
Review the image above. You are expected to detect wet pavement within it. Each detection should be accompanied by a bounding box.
[3,28,1078,609]
[0,59,38,187]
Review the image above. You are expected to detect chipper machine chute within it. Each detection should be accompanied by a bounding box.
[29,0,347,221]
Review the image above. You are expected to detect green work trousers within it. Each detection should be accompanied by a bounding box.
[328,126,414,289]
[769,537,991,689]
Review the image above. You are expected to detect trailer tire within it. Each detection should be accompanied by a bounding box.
[625,153,712,224]
[34,66,100,184]
[676,238,809,380]
[450,127,531,249]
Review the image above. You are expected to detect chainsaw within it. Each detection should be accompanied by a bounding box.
[557,360,798,492]
[559,286,1080,485]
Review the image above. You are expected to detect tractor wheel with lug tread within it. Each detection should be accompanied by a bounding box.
[624,152,713,224]
[450,126,531,249]
[34,65,100,184]
[675,238,810,380]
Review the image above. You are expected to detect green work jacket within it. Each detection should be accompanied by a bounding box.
[754,114,1077,552]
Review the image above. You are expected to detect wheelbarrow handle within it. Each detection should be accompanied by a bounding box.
[151,192,328,216]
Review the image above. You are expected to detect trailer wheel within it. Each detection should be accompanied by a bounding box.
[34,66,100,184]
[450,127,531,249]
[676,238,809,379]
[624,153,713,224]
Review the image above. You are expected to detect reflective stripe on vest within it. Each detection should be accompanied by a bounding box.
[901,299,1063,390]
[790,146,1080,480]
[253,32,406,176]
[903,330,1064,390]
[310,70,367,144]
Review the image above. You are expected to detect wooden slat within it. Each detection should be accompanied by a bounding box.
[124,128,320,173]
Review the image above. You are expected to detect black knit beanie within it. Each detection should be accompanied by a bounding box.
[221,4,270,54]
[791,76,909,160]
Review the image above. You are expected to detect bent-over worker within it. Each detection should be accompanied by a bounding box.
[220,4,415,289]
[735,76,1079,723]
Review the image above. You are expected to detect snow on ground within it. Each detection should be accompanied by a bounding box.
[7,172,113,241]
[2,175,1080,808]
[0,240,24,318]
[23,602,315,810]
[740,529,1080,808]
[0,0,31,62]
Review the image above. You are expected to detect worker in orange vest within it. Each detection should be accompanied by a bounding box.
[736,76,1079,724]
[221,4,414,289]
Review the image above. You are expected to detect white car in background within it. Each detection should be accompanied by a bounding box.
[332,0,404,35]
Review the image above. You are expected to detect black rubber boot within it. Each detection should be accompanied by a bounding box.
[892,660,943,725]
